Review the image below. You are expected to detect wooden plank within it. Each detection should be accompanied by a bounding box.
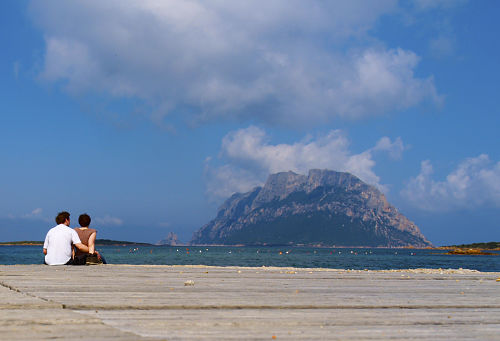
[76,308,500,340]
[0,265,499,340]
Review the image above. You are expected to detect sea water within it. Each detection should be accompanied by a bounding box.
[1,245,499,271]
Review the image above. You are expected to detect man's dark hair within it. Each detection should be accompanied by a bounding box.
[55,211,70,225]
[78,213,91,227]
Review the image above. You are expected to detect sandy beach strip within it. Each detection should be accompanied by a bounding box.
[0,264,499,340]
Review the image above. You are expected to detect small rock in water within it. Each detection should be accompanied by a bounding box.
[184,280,195,286]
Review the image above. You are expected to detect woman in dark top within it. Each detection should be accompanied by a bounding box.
[73,213,106,264]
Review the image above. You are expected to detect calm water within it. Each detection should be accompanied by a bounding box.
[1,245,499,271]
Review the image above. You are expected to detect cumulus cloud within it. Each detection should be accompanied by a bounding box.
[93,215,123,227]
[29,208,43,216]
[205,126,405,201]
[30,0,440,127]
[401,154,500,211]
[19,208,47,220]
[204,162,265,203]
[373,136,405,159]
[1,208,50,222]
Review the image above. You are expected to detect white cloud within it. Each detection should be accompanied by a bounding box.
[93,215,123,227]
[373,136,405,159]
[41,38,100,93]
[401,155,500,211]
[29,208,43,216]
[1,208,50,222]
[205,126,405,201]
[30,0,441,127]
[5,210,124,226]
[333,49,441,119]
[205,163,265,203]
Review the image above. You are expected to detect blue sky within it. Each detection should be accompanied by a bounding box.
[1,0,499,245]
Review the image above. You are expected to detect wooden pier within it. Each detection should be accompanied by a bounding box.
[0,265,499,340]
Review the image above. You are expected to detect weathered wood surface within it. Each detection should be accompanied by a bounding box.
[0,265,499,340]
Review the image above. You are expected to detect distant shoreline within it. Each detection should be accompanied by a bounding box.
[1,240,498,250]
[0,241,43,246]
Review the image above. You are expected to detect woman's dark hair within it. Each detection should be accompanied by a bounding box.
[55,211,70,225]
[78,213,91,227]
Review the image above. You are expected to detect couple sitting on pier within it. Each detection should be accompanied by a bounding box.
[43,211,106,265]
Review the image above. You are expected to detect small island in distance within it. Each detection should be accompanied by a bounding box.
[437,241,500,255]
[442,242,500,250]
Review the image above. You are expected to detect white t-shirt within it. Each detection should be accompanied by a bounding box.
[43,224,82,265]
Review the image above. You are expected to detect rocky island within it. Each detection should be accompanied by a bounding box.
[192,169,432,247]
[156,232,181,246]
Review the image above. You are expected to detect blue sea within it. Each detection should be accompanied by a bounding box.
[1,245,499,272]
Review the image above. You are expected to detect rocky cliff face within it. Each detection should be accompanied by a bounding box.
[157,232,180,246]
[191,169,432,247]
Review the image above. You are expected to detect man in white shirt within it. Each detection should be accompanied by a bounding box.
[43,211,90,265]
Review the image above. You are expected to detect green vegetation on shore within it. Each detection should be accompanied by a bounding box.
[0,241,43,245]
[443,242,500,250]
[445,249,498,255]
[2,240,499,249]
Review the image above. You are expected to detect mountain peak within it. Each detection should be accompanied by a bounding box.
[253,169,371,206]
[307,169,363,188]
[252,171,307,206]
